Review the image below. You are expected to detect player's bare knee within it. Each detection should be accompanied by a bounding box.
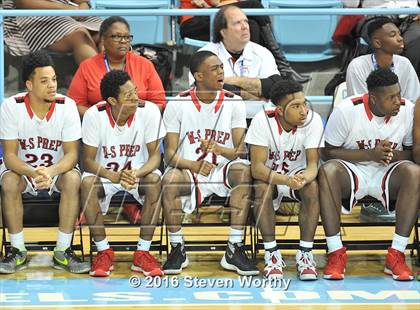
[162,170,183,196]
[81,176,99,199]
[1,172,22,194]
[254,181,272,205]
[318,161,341,183]
[398,163,420,189]
[229,164,252,185]
[60,170,81,193]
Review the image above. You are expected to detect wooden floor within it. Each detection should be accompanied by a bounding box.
[1,205,419,309]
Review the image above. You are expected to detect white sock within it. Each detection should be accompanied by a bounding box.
[326,233,343,253]
[228,228,243,244]
[169,229,183,244]
[263,240,277,251]
[391,233,409,253]
[56,231,73,251]
[299,240,313,250]
[9,231,26,251]
[137,238,152,251]
[95,238,110,252]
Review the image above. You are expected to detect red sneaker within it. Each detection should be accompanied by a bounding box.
[263,250,285,279]
[122,204,142,224]
[384,247,413,281]
[90,248,114,277]
[131,250,164,277]
[323,247,347,280]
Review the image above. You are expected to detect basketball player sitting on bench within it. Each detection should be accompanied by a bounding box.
[0,50,89,274]
[319,68,420,281]
[162,51,258,276]
[80,70,166,277]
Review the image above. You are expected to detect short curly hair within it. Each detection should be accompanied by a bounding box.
[366,68,399,92]
[100,70,132,101]
[270,79,303,106]
[99,16,130,38]
[22,50,54,84]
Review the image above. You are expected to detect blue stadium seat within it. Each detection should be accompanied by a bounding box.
[268,0,343,62]
[93,0,171,44]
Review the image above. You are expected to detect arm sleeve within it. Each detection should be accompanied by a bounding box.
[244,114,269,147]
[67,65,90,107]
[231,98,247,129]
[258,49,280,78]
[303,112,325,149]
[163,100,181,133]
[0,100,18,140]
[62,100,82,142]
[82,109,100,147]
[260,74,282,99]
[324,108,349,147]
[346,60,368,97]
[145,61,167,108]
[145,104,167,144]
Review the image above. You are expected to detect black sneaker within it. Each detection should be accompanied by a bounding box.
[220,242,259,276]
[163,243,189,274]
[53,247,90,274]
[0,247,28,274]
[359,203,395,223]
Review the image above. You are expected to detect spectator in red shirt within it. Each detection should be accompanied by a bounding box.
[68,16,166,117]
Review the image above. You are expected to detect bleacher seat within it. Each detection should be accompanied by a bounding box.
[267,0,342,62]
[93,0,171,44]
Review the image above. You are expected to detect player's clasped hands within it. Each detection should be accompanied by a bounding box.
[119,169,138,190]
[370,139,393,166]
[287,173,306,190]
[33,166,53,190]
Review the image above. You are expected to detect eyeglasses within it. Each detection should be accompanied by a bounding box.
[108,34,134,42]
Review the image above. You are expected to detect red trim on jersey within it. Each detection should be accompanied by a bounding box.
[214,91,225,113]
[24,94,34,119]
[189,88,226,113]
[274,111,283,135]
[222,161,231,190]
[362,93,373,121]
[14,96,25,103]
[126,113,135,128]
[45,102,56,122]
[23,94,56,122]
[105,104,116,128]
[273,111,297,135]
[190,88,201,112]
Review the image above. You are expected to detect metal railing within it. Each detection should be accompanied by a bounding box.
[1,7,419,101]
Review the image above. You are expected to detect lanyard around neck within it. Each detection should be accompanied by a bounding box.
[104,53,126,72]
[371,53,395,72]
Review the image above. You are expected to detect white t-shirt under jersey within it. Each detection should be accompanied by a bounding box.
[245,108,325,174]
[82,101,166,171]
[346,54,420,102]
[0,92,81,168]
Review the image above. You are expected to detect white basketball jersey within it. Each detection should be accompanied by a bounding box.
[163,88,246,166]
[245,108,325,174]
[82,101,166,171]
[0,92,81,168]
[325,93,414,167]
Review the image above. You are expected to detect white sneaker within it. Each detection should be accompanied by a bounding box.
[263,250,286,279]
[296,250,318,281]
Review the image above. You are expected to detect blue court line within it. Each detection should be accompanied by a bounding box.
[0,276,419,307]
